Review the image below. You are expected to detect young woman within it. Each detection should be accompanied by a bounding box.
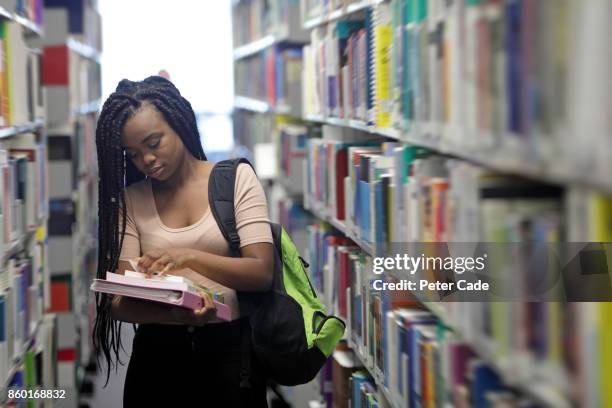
[93,76,274,407]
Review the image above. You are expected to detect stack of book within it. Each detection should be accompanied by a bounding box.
[0,138,47,254]
[91,271,232,322]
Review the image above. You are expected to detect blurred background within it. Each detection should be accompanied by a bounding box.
[1,0,612,407]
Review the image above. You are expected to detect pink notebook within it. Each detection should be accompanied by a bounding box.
[90,274,231,321]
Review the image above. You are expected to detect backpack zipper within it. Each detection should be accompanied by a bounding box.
[299,256,317,298]
[313,314,346,335]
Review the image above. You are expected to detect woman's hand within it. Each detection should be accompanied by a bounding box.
[170,290,217,326]
[190,291,217,326]
[138,248,194,276]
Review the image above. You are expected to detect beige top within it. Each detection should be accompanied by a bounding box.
[119,163,273,322]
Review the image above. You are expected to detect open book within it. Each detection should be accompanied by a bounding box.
[90,271,231,321]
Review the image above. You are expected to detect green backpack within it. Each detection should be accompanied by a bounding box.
[208,158,346,387]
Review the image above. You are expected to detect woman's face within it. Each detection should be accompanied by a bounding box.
[121,103,187,181]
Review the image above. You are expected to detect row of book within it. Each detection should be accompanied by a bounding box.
[233,109,280,154]
[302,17,375,123]
[277,123,308,191]
[306,223,612,406]
[14,0,43,26]
[1,258,39,384]
[0,230,53,393]
[0,138,47,257]
[235,44,304,113]
[305,125,576,251]
[5,314,57,407]
[328,331,548,408]
[301,0,612,181]
[233,0,306,47]
[0,17,44,127]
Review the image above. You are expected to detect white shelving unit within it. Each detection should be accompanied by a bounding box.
[0,5,43,35]
[0,119,45,140]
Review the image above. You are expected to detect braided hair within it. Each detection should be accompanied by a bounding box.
[93,76,207,382]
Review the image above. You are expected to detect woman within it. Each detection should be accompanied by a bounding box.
[93,76,273,407]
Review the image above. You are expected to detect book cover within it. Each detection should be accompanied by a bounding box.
[91,272,231,321]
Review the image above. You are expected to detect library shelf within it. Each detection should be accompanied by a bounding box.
[306,200,376,256]
[303,8,344,30]
[0,320,42,397]
[446,320,572,408]
[275,104,292,115]
[3,231,34,264]
[14,14,42,36]
[270,177,303,196]
[75,99,101,116]
[302,115,399,141]
[234,95,271,113]
[67,38,100,62]
[0,5,11,20]
[234,95,294,115]
[0,119,45,140]
[303,113,612,194]
[345,339,400,408]
[307,197,573,408]
[346,0,379,14]
[2,217,46,265]
[302,0,381,30]
[233,35,277,61]
[0,6,42,36]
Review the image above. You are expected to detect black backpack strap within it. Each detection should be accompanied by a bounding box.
[208,158,254,257]
[208,158,256,390]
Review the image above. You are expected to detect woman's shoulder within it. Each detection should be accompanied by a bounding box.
[234,162,262,190]
[235,162,257,180]
[124,178,151,201]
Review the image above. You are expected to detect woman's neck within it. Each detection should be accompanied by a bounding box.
[152,155,207,191]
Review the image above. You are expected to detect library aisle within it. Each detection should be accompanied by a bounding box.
[2,0,612,407]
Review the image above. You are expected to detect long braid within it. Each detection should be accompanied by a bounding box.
[93,76,207,384]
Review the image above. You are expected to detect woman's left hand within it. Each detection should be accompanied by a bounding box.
[138,248,194,276]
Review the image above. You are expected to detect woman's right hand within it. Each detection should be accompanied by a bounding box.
[190,291,217,326]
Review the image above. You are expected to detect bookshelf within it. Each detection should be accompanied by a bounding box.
[232,0,311,179]
[234,95,292,115]
[65,37,100,62]
[236,0,612,407]
[13,14,42,36]
[28,1,101,406]
[302,0,375,29]
[316,215,572,408]
[297,0,612,407]
[231,2,323,407]
[233,34,278,60]
[0,3,43,36]
[303,111,612,195]
[0,120,44,140]
[0,0,58,404]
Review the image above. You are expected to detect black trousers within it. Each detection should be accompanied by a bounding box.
[123,319,268,407]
